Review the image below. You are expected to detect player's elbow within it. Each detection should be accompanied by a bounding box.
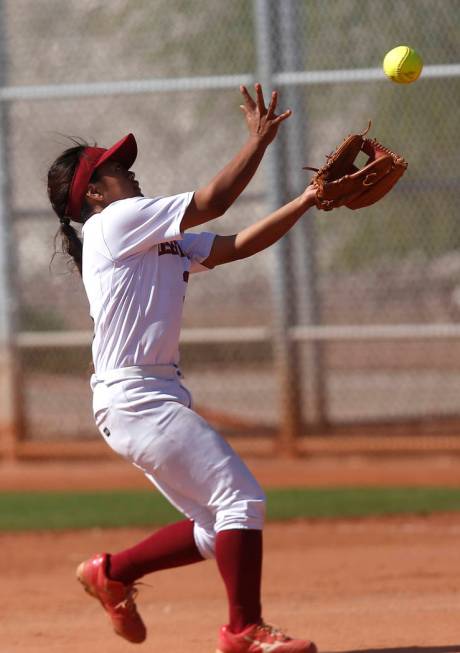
[195,185,233,218]
[206,198,231,218]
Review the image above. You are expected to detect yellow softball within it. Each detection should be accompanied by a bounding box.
[383,46,423,84]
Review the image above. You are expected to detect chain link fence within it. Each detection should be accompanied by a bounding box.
[2,0,460,449]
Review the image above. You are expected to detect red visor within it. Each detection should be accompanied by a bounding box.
[65,133,137,219]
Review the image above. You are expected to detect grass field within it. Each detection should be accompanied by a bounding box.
[2,486,460,531]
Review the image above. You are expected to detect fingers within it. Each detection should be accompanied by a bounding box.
[241,83,270,115]
[240,85,256,111]
[266,90,278,119]
[273,109,292,124]
[255,83,266,115]
[239,83,292,128]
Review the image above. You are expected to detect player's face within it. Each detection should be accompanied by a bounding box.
[91,160,143,205]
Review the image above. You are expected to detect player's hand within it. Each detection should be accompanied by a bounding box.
[299,183,318,209]
[239,83,292,146]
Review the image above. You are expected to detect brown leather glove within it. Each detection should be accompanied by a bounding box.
[305,122,408,211]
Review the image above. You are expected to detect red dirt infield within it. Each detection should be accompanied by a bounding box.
[1,451,460,491]
[1,453,460,652]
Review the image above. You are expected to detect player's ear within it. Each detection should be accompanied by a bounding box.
[86,183,103,201]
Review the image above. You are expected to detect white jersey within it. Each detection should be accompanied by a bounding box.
[81,193,215,374]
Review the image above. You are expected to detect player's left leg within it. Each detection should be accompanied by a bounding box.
[215,528,263,631]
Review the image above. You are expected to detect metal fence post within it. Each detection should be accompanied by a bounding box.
[277,0,328,427]
[253,0,302,455]
[0,1,20,459]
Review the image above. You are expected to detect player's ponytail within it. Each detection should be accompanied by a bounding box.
[47,140,95,276]
[57,219,83,275]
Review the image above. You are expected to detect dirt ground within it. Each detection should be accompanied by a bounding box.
[1,451,460,491]
[1,516,460,653]
[1,454,460,653]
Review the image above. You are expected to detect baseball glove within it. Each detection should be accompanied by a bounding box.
[304,122,408,211]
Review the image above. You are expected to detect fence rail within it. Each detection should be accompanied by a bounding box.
[1,63,458,103]
[17,323,460,349]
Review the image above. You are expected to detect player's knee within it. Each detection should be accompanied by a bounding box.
[215,491,266,532]
[194,491,266,558]
[193,522,216,559]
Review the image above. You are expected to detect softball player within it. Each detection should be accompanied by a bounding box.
[47,84,321,653]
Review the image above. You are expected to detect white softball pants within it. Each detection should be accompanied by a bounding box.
[90,365,266,559]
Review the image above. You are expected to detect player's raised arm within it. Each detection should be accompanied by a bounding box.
[202,184,318,268]
[180,83,291,231]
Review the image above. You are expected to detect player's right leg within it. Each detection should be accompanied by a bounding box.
[76,519,205,643]
[76,552,146,643]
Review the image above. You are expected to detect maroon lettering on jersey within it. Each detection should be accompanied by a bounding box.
[158,242,172,256]
[158,241,186,257]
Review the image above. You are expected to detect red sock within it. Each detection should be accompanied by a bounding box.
[108,519,204,585]
[215,529,263,633]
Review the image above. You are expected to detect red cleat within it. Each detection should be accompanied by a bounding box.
[76,553,146,644]
[217,621,317,653]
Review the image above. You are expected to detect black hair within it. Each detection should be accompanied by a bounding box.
[47,141,97,276]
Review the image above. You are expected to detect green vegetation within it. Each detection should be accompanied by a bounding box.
[267,487,460,520]
[0,490,180,531]
[1,487,460,532]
